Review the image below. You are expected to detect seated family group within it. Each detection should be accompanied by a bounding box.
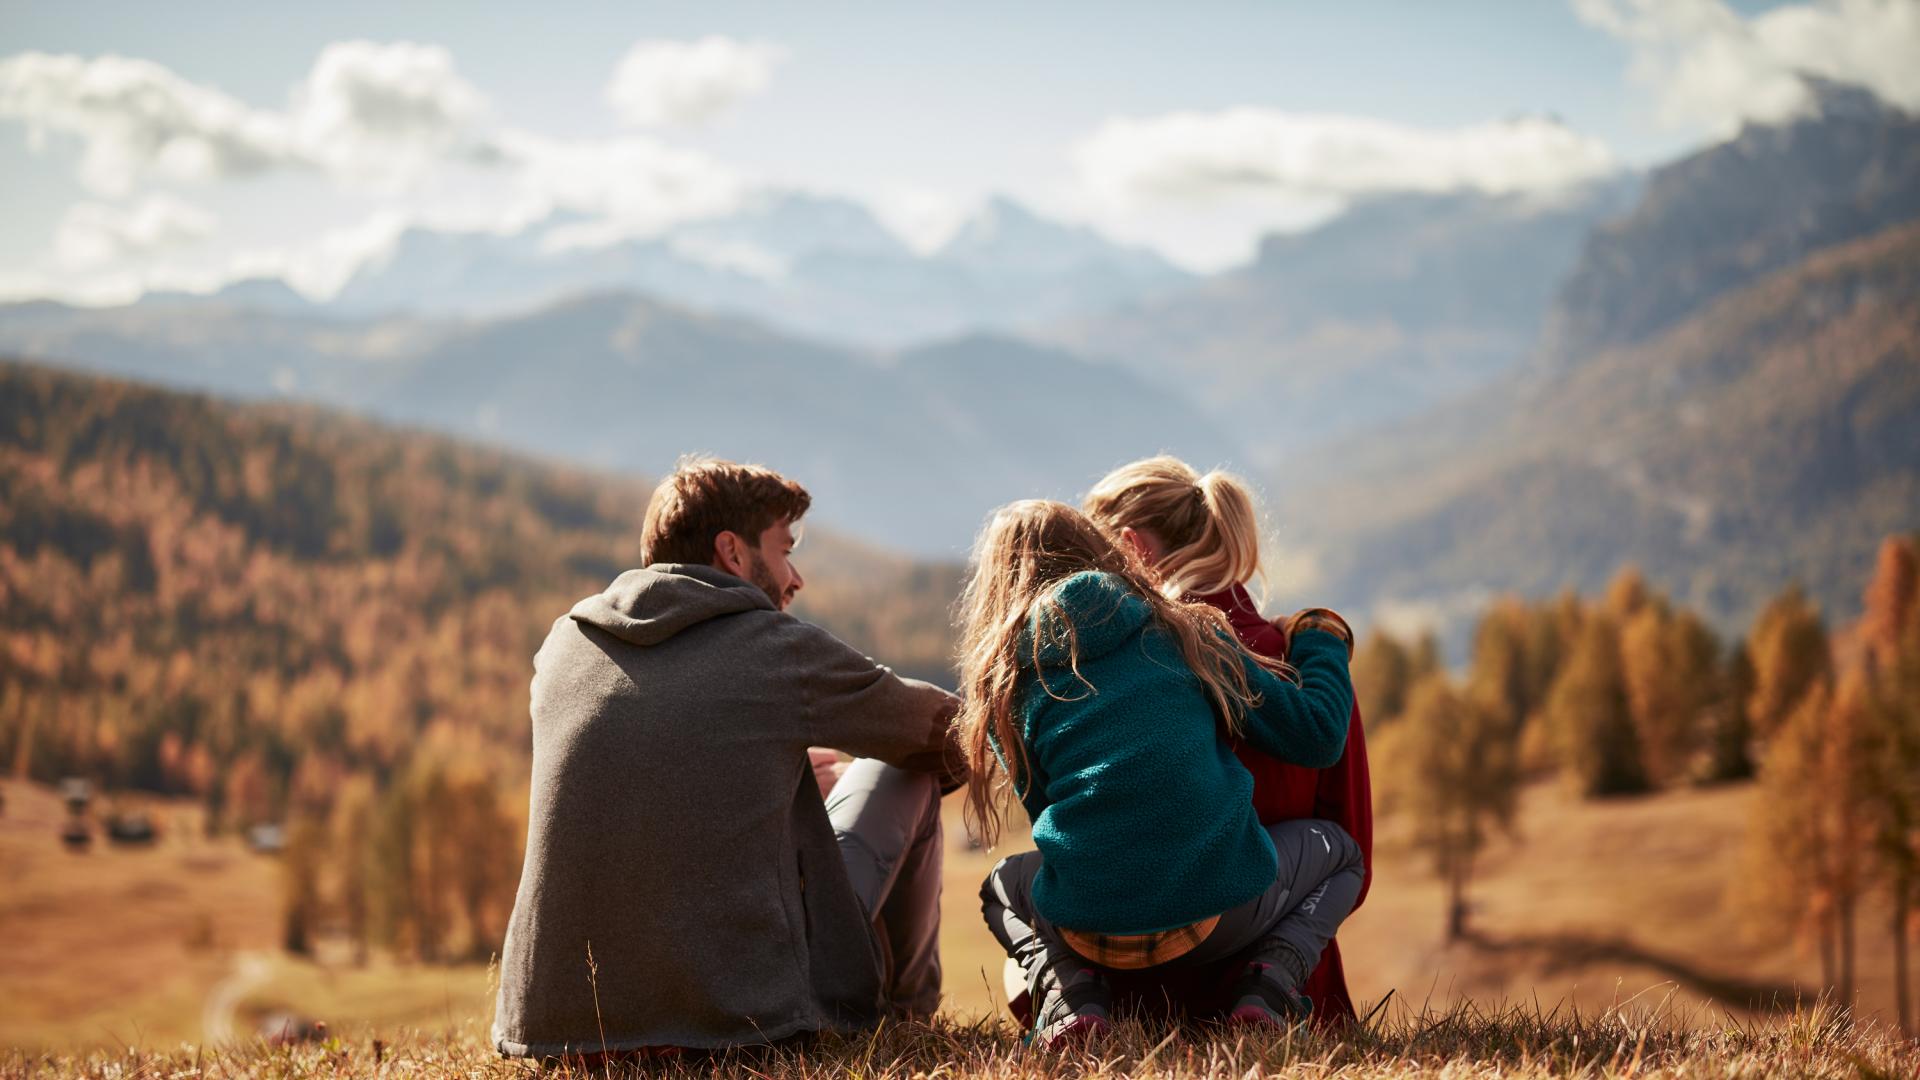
[491,455,1371,1057]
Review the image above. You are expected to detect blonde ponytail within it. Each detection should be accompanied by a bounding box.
[1084,456,1264,599]
[1191,470,1262,596]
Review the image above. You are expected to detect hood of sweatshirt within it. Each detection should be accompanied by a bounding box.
[569,563,773,646]
[1024,570,1151,667]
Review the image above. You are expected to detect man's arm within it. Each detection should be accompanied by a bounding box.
[788,620,964,782]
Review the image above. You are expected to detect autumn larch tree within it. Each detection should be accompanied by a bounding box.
[1382,673,1520,940]
[1858,535,1920,1032]
[1746,585,1832,743]
[1545,615,1649,797]
[1619,605,1721,787]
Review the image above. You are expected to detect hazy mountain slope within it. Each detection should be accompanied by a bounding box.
[1036,181,1638,459]
[0,293,1244,557]
[360,299,1241,553]
[1286,220,1920,642]
[1542,84,1920,365]
[0,300,437,401]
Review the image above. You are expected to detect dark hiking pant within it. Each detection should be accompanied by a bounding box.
[981,818,1364,1007]
[826,758,944,1018]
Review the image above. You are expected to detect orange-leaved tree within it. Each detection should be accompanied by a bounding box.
[1378,672,1520,940]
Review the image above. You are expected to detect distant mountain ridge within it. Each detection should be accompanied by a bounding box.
[1034,179,1642,459]
[0,290,1242,557]
[269,191,1193,349]
[1280,216,1920,647]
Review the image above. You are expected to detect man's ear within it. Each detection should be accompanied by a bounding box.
[712,530,748,577]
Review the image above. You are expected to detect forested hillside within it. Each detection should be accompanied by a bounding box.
[1287,217,1920,645]
[0,361,960,955]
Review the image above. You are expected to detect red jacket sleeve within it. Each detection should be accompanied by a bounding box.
[1311,701,1373,911]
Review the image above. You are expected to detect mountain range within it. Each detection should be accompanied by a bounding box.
[0,292,1238,556]
[1035,178,1642,459]
[1270,85,1920,645]
[4,86,1917,648]
[189,192,1192,350]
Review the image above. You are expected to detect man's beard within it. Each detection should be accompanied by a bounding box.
[744,550,791,610]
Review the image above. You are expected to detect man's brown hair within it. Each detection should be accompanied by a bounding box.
[641,455,812,566]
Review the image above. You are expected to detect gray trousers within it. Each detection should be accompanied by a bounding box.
[825,758,945,1018]
[982,819,1364,994]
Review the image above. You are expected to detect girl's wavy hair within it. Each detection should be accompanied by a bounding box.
[1084,455,1264,600]
[954,499,1291,847]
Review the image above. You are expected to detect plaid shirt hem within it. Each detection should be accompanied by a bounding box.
[1058,914,1221,970]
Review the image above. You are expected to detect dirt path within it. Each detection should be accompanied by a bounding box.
[201,951,273,1044]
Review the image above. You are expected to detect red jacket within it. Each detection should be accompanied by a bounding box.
[1197,584,1373,1022]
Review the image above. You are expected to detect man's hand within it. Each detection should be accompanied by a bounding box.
[810,747,848,798]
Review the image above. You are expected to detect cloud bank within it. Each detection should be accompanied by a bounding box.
[496,131,746,246]
[0,52,291,195]
[1074,109,1619,209]
[0,39,763,296]
[605,37,784,128]
[1574,0,1920,134]
[54,194,215,269]
[0,42,493,195]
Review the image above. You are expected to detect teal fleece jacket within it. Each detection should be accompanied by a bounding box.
[1012,571,1354,935]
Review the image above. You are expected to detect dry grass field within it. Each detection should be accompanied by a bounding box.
[0,774,1906,1056]
[4,999,1912,1079]
[0,781,492,1052]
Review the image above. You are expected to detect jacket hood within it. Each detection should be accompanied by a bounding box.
[570,564,772,645]
[1025,571,1151,667]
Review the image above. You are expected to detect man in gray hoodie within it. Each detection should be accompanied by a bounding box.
[493,457,961,1058]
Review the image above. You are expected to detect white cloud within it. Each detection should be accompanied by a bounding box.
[289,40,492,189]
[1067,108,1617,269]
[1,41,750,280]
[1075,109,1618,208]
[0,52,292,194]
[1574,0,1920,135]
[224,209,410,298]
[605,37,784,128]
[868,187,973,256]
[53,193,216,269]
[497,130,746,245]
[0,42,492,194]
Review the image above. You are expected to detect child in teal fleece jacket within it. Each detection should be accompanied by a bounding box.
[956,501,1364,1046]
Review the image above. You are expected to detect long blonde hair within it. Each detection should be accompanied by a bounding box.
[1084,456,1263,599]
[954,500,1289,846]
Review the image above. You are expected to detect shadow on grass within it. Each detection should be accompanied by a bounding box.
[1457,927,1803,1012]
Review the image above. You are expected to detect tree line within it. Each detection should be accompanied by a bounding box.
[1361,535,1920,1030]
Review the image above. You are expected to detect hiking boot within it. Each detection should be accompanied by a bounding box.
[1028,963,1112,1050]
[1225,961,1311,1030]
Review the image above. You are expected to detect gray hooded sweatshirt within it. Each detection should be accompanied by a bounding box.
[492,563,959,1057]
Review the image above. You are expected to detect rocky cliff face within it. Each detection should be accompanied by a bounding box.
[1541,83,1920,367]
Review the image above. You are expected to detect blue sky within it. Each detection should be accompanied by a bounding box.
[2,0,1913,298]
